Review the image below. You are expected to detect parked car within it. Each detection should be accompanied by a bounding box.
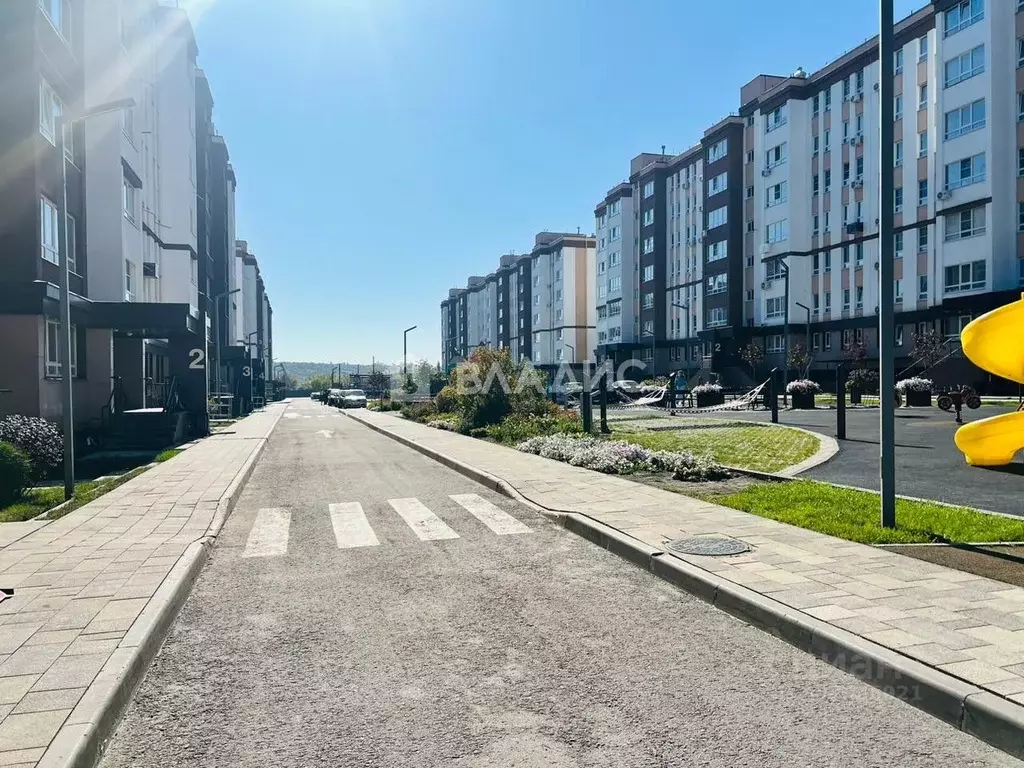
[327,388,344,406]
[310,391,320,400]
[339,389,368,408]
[612,380,642,396]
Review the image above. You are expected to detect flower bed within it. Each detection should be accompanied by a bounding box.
[896,377,933,407]
[785,379,820,410]
[515,434,729,482]
[691,383,724,408]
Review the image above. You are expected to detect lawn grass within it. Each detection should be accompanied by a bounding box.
[0,466,151,524]
[615,424,819,473]
[693,479,1024,545]
[154,448,183,463]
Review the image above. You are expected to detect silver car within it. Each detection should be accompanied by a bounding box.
[340,389,367,408]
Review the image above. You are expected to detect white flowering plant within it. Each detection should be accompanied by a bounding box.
[895,377,933,393]
[785,379,821,395]
[691,383,723,396]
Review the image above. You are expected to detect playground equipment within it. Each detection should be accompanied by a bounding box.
[953,294,1024,466]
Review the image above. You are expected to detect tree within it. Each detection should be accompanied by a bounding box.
[414,360,433,390]
[841,340,869,370]
[788,342,812,379]
[366,370,390,397]
[739,341,765,380]
[303,374,332,392]
[911,328,947,371]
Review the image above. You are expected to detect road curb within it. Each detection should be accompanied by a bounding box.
[347,411,1024,761]
[42,404,286,768]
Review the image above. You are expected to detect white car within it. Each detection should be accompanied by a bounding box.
[340,389,368,408]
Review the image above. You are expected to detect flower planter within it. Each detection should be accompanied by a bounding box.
[695,392,725,408]
[905,390,932,407]
[791,392,816,410]
[849,390,862,405]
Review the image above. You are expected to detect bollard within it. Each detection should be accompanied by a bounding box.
[836,363,847,441]
[581,385,593,434]
[598,373,610,434]
[770,367,780,424]
[668,371,678,413]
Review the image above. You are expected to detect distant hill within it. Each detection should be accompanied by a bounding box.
[279,361,398,384]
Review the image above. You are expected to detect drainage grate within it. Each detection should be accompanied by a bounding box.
[666,536,750,557]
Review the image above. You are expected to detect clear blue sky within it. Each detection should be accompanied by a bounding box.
[187,0,923,365]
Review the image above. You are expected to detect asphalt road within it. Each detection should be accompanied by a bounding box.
[100,399,1020,767]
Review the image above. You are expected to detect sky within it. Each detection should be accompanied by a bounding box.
[183,0,924,366]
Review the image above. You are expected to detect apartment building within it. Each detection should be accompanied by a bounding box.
[0,0,273,434]
[743,0,1024,377]
[440,231,596,371]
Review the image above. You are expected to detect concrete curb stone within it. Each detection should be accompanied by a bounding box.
[346,410,1024,761]
[41,403,287,768]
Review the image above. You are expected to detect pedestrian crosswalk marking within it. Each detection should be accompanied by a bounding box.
[242,508,291,557]
[449,494,533,535]
[388,498,460,541]
[330,502,380,549]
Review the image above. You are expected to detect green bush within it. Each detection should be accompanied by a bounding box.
[434,385,458,414]
[401,402,437,423]
[450,347,551,429]
[846,369,879,394]
[0,415,62,481]
[485,410,583,445]
[0,442,32,505]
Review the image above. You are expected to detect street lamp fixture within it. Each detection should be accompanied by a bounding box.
[794,301,812,378]
[403,325,417,380]
[671,301,691,375]
[212,287,241,399]
[57,97,135,501]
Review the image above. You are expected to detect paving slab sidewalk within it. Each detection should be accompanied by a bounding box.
[350,409,1024,757]
[0,403,285,768]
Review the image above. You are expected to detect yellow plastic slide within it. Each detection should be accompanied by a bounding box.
[954,293,1024,466]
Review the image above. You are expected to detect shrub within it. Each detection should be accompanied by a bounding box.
[515,434,728,481]
[0,442,32,505]
[786,379,821,395]
[449,347,551,429]
[484,410,582,445]
[434,386,458,414]
[426,419,456,431]
[846,369,878,393]
[0,415,62,482]
[691,383,723,396]
[896,377,933,393]
[400,402,437,423]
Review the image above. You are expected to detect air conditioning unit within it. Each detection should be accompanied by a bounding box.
[873,82,880,92]
[761,168,772,177]
[852,180,863,189]
[853,92,863,102]
[761,280,773,290]
[854,134,864,145]
[681,181,690,189]
[842,179,850,187]
[142,262,159,278]
[936,190,952,201]
[760,243,771,255]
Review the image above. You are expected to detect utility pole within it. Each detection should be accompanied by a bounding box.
[879,0,897,528]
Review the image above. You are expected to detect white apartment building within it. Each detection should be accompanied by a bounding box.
[743,0,1024,368]
[664,147,706,359]
[528,232,596,367]
[594,184,636,353]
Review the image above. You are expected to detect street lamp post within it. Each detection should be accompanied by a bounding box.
[795,301,812,378]
[403,325,417,381]
[879,0,897,528]
[671,301,690,376]
[56,97,134,501]
[212,287,241,401]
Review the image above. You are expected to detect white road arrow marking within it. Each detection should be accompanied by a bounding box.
[315,430,334,438]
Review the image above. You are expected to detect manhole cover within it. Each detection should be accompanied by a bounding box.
[667,536,750,556]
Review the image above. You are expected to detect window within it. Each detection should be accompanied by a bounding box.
[609,251,620,267]
[918,131,928,158]
[707,273,727,296]
[812,174,820,196]
[843,162,850,183]
[855,242,864,265]
[918,274,929,300]
[707,139,728,163]
[642,293,654,309]
[765,219,788,244]
[766,335,785,353]
[893,187,903,214]
[706,307,728,328]
[895,95,903,119]
[918,225,929,252]
[1020,37,1024,68]
[40,197,59,265]
[824,251,831,272]
[642,237,654,254]
[843,288,851,310]
[1019,201,1024,233]
[843,76,851,98]
[842,246,850,267]
[765,181,787,208]
[824,169,831,192]
[1019,148,1024,177]
[944,205,986,241]
[643,265,654,282]
[824,129,831,151]
[854,157,864,181]
[707,171,728,196]
[44,318,77,378]
[707,206,728,229]
[765,142,787,169]
[642,208,655,227]
[609,225,620,241]
[895,141,903,167]
[746,149,754,163]
[1019,92,1024,121]
[1019,258,1024,288]
[598,261,606,275]
[765,297,785,319]
[745,185,754,200]
[812,94,820,116]
[124,259,135,301]
[765,106,787,132]
[39,78,59,144]
[707,240,727,262]
[944,45,985,87]
[919,34,929,61]
[895,231,904,257]
[944,0,984,37]
[608,200,620,216]
[607,300,622,317]
[944,153,986,190]
[746,289,755,301]
[824,90,832,111]
[944,98,985,139]
[66,213,77,274]
[555,308,563,322]
[919,84,928,110]
[813,215,820,235]
[642,181,655,198]
[895,48,904,74]
[824,291,832,312]
[121,106,134,142]
[746,221,755,233]
[944,260,986,293]
[895,279,903,304]
[918,179,928,206]
[608,275,621,294]
[122,176,137,222]
[823,332,832,350]
[554,289,562,301]
[843,120,850,140]
[813,294,820,314]
[812,332,821,351]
